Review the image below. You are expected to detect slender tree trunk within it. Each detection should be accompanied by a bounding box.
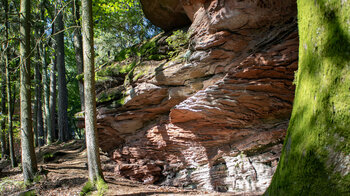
[1,36,8,158]
[0,132,5,159]
[33,38,39,147]
[49,22,57,143]
[56,0,69,142]
[82,0,104,182]
[40,1,50,145]
[33,76,38,147]
[72,0,85,111]
[7,80,16,167]
[42,44,51,144]
[0,83,7,158]
[20,0,37,182]
[4,0,16,167]
[49,49,57,142]
[35,46,44,147]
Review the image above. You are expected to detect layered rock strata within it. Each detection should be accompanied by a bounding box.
[87,0,299,194]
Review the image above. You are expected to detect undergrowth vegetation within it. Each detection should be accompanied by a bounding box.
[80,177,108,196]
[166,29,190,58]
[93,29,191,106]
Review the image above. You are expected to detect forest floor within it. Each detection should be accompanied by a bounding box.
[0,140,231,196]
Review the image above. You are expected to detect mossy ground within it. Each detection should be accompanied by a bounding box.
[266,0,350,195]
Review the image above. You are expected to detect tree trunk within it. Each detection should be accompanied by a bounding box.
[49,23,57,143]
[49,54,57,142]
[3,0,16,167]
[72,0,85,111]
[0,81,7,158]
[20,0,37,182]
[82,0,104,182]
[1,32,8,157]
[33,38,39,146]
[56,0,69,142]
[265,0,350,195]
[33,68,38,147]
[42,44,51,144]
[40,1,50,145]
[7,78,16,167]
[35,46,44,147]
[38,0,48,146]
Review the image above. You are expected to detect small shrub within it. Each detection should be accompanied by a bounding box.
[43,153,54,163]
[80,181,95,196]
[147,54,166,60]
[117,96,126,105]
[18,163,23,171]
[166,30,190,58]
[22,190,36,196]
[80,177,108,196]
[33,175,42,183]
[120,61,137,74]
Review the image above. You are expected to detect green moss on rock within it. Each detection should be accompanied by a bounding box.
[265,0,350,195]
[114,33,167,63]
[96,87,124,103]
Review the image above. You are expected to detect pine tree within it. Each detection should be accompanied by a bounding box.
[49,24,57,143]
[82,0,104,182]
[0,0,8,156]
[20,0,37,182]
[56,0,70,142]
[3,0,16,167]
[72,0,85,111]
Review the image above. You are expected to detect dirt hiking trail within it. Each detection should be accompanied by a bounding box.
[0,140,233,196]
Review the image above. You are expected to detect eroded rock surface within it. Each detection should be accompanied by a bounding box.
[84,0,299,194]
[140,0,191,31]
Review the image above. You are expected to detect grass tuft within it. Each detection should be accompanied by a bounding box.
[80,181,95,196]
[80,177,108,196]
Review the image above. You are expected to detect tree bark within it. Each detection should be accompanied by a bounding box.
[42,43,51,144]
[0,70,7,158]
[20,0,37,182]
[55,1,69,142]
[82,0,104,182]
[0,17,8,157]
[49,53,57,142]
[7,77,16,167]
[49,23,57,143]
[265,0,350,195]
[40,0,50,145]
[3,0,16,167]
[33,68,38,147]
[35,45,44,147]
[72,0,85,111]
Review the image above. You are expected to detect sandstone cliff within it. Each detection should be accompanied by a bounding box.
[78,0,299,194]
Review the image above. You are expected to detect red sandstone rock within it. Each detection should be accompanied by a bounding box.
[140,0,191,31]
[90,0,299,194]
